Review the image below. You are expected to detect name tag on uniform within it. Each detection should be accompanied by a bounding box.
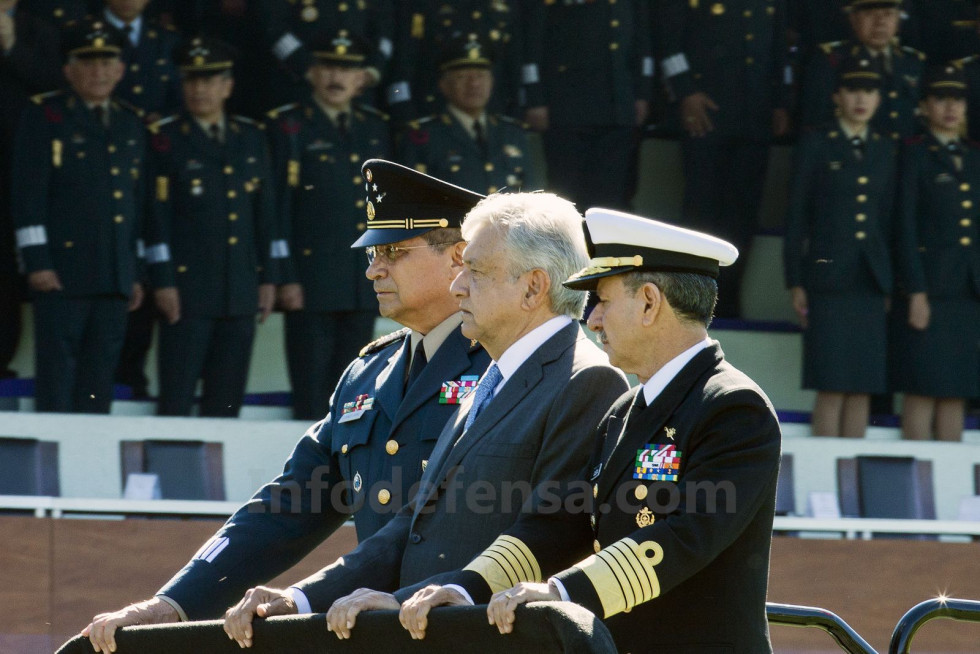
[634,444,682,482]
[339,394,375,422]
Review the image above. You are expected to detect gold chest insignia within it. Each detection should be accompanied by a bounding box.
[636,506,654,528]
[665,426,676,441]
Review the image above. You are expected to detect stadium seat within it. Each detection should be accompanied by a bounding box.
[0,436,59,496]
[120,440,225,501]
[836,456,935,538]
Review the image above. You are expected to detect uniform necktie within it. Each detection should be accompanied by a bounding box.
[850,135,864,160]
[405,338,427,389]
[93,105,108,128]
[209,123,222,143]
[473,119,486,151]
[463,364,502,431]
[337,112,348,136]
[948,141,964,171]
[627,389,647,427]
[121,23,135,49]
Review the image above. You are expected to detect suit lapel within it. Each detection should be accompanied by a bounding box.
[371,338,408,423]
[597,344,723,505]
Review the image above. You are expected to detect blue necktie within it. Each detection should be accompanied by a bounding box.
[463,364,502,431]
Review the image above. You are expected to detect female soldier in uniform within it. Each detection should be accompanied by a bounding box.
[785,57,896,437]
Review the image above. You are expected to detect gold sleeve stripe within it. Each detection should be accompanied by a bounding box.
[575,537,664,618]
[462,535,542,593]
[156,176,169,201]
[287,160,300,187]
[52,139,63,168]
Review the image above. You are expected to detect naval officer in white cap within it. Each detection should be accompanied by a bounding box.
[412,208,783,653]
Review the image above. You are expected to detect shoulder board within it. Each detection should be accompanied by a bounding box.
[357,103,390,121]
[267,103,299,120]
[416,115,438,125]
[496,114,531,130]
[818,41,843,55]
[113,98,145,118]
[953,55,979,69]
[903,134,925,146]
[233,115,266,130]
[899,45,926,61]
[359,328,411,357]
[30,89,64,105]
[147,114,179,134]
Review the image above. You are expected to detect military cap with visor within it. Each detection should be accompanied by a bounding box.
[439,33,494,72]
[175,37,236,78]
[310,29,372,68]
[61,19,124,61]
[836,56,883,91]
[846,0,902,11]
[921,64,968,100]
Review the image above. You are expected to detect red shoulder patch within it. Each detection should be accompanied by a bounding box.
[44,105,63,124]
[903,135,925,146]
[151,133,172,152]
[408,129,429,145]
[280,118,301,135]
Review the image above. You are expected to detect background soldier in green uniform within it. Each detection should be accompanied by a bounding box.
[387,0,523,121]
[399,34,539,195]
[521,0,653,212]
[144,37,283,417]
[785,57,896,438]
[268,30,392,421]
[800,0,925,140]
[659,0,792,318]
[892,65,980,441]
[12,18,145,413]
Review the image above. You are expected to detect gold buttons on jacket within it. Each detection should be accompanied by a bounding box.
[113,190,123,199]
[889,91,898,99]
[114,215,124,224]
[961,219,972,227]
[228,236,238,245]
[856,231,867,240]
[857,176,868,185]
[745,56,754,65]
[484,163,494,172]
[229,213,238,221]
[960,183,970,192]
[609,42,619,50]
[227,190,237,198]
[177,265,187,273]
[64,241,74,248]
[303,248,312,256]
[963,200,973,209]
[593,483,598,498]
[341,444,349,454]
[593,539,601,553]
[224,166,234,174]
[856,213,867,222]
[111,167,120,175]
[962,237,973,246]
[745,33,754,41]
[856,194,867,203]
[385,440,399,455]
[378,489,391,505]
[889,111,898,119]
[634,485,648,501]
[108,145,117,153]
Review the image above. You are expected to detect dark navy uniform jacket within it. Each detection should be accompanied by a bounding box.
[895,134,980,298]
[784,125,897,293]
[954,55,980,143]
[267,101,391,313]
[109,18,182,117]
[801,40,926,140]
[144,113,283,317]
[400,111,540,194]
[156,325,490,619]
[522,0,653,128]
[12,90,145,298]
[448,343,781,654]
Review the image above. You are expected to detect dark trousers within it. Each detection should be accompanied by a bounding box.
[156,315,256,418]
[33,293,129,413]
[0,263,22,374]
[681,134,770,319]
[543,126,637,211]
[285,309,376,421]
[115,298,156,396]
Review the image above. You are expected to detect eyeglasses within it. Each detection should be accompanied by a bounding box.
[364,242,456,265]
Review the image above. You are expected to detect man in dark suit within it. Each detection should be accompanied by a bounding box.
[142,37,281,417]
[416,209,782,653]
[221,191,629,648]
[267,30,392,421]
[0,0,62,379]
[81,160,491,653]
[399,34,540,195]
[12,18,145,413]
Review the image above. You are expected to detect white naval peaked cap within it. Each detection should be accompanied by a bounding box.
[563,208,739,290]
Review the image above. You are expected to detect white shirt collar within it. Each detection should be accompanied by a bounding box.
[193,115,226,141]
[931,131,961,147]
[640,339,711,406]
[838,119,869,143]
[409,312,464,365]
[488,315,573,396]
[104,10,142,46]
[447,104,487,140]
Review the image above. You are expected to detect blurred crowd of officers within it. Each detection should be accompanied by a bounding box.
[0,0,977,438]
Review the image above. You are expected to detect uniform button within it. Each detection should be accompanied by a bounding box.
[855,231,867,240]
[472,9,481,18]
[488,186,498,193]
[609,42,619,50]
[177,265,187,273]
[356,200,365,208]
[113,190,123,199]
[634,485,648,501]
[856,213,867,222]
[64,241,73,248]
[593,483,598,498]
[133,85,143,95]
[889,91,898,99]
[356,222,366,230]
[962,237,973,246]
[856,194,867,203]
[228,236,238,245]
[558,65,567,73]
[338,1,348,9]
[889,111,898,119]
[385,440,399,455]
[353,175,363,184]
[228,190,237,198]
[960,219,972,227]
[745,33,754,40]
[745,56,754,65]
[114,215,124,224]
[350,153,360,163]
[378,489,391,505]
[111,167,120,175]
[590,514,596,528]
[108,145,117,153]
[229,213,238,221]
[961,183,971,192]
[891,132,900,140]
[857,176,868,185]
[593,539,601,553]
[610,19,619,27]
[320,154,328,162]
[484,163,494,172]
[964,200,974,209]
[303,248,312,256]
[743,9,752,17]
[130,63,139,72]
[224,166,234,174]
[410,532,422,544]
[341,444,349,454]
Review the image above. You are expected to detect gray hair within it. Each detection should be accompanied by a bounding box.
[622,271,718,328]
[462,193,588,319]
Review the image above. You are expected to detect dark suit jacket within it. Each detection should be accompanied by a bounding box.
[894,133,980,298]
[784,124,897,293]
[293,322,629,611]
[157,324,491,619]
[450,343,781,653]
